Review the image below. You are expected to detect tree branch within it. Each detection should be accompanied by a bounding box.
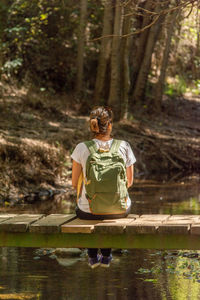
[90,14,160,42]
[124,0,198,18]
[90,0,198,42]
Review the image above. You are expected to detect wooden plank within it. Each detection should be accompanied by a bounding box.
[139,214,170,221]
[126,214,140,219]
[61,215,139,234]
[157,224,190,235]
[125,215,169,234]
[126,224,158,234]
[0,214,17,224]
[61,219,103,234]
[126,222,160,234]
[30,214,76,233]
[159,216,200,236]
[167,215,200,222]
[94,218,134,234]
[0,214,43,232]
[159,216,199,230]
[162,220,194,225]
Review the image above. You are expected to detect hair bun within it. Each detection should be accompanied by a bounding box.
[90,118,99,133]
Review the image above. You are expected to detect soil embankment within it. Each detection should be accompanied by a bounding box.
[0,84,199,204]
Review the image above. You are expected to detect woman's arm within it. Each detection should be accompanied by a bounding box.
[72,160,82,190]
[126,165,134,188]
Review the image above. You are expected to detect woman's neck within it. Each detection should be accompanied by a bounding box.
[94,134,112,141]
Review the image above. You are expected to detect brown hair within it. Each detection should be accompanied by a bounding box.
[90,106,113,135]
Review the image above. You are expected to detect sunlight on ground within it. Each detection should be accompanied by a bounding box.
[0,293,37,300]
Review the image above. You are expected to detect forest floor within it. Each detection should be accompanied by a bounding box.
[0,81,199,205]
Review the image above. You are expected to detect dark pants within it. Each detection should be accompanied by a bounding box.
[76,206,131,220]
[75,206,131,258]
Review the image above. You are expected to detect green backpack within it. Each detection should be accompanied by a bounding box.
[84,139,128,215]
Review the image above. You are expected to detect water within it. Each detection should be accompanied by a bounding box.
[0,179,200,300]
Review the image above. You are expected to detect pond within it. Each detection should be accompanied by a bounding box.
[0,178,200,300]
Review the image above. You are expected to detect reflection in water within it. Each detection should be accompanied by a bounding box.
[1,247,200,300]
[0,180,200,300]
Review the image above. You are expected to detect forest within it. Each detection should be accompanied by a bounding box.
[0,0,199,203]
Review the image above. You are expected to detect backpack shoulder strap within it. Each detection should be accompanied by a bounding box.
[84,140,98,154]
[110,139,122,153]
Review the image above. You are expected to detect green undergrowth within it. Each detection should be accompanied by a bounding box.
[137,250,200,283]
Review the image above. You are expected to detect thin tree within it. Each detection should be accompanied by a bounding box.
[75,0,88,97]
[194,4,200,78]
[94,0,113,104]
[129,0,154,96]
[108,0,123,120]
[154,8,180,111]
[132,1,167,105]
[120,0,133,119]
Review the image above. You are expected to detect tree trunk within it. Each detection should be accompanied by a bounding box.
[129,0,154,96]
[154,9,180,111]
[75,0,88,97]
[194,6,200,79]
[132,3,166,104]
[108,0,123,121]
[94,0,113,104]
[120,1,132,119]
[0,0,9,74]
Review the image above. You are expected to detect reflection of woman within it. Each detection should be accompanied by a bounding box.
[71,106,136,268]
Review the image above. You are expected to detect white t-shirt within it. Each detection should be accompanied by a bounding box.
[71,139,136,213]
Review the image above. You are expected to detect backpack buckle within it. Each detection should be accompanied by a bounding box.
[99,148,109,153]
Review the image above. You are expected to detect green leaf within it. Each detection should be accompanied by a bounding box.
[40,14,48,21]
[143,279,158,283]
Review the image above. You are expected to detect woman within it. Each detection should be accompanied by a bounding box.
[71,106,136,268]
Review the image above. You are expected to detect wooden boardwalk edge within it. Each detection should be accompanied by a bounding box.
[0,231,200,250]
[0,213,200,249]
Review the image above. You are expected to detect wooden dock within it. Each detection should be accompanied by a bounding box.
[1,213,200,249]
